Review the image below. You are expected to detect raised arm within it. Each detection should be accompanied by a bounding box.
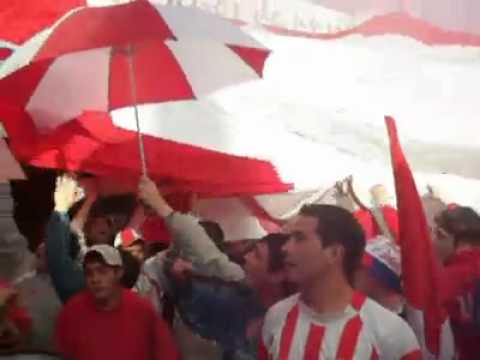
[46,176,86,303]
[138,177,244,282]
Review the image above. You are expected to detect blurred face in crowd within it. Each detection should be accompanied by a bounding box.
[84,259,122,303]
[282,215,343,288]
[124,241,146,263]
[243,241,272,288]
[85,216,115,247]
[432,221,455,262]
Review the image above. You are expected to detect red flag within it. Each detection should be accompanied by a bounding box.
[385,116,453,358]
[0,0,85,44]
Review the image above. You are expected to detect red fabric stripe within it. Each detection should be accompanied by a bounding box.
[386,116,448,355]
[400,350,423,360]
[351,292,367,311]
[370,347,379,360]
[303,324,325,360]
[0,0,85,44]
[263,12,480,47]
[0,59,53,107]
[108,40,194,110]
[335,315,363,359]
[2,110,291,197]
[0,47,14,60]
[227,45,270,77]
[258,339,271,360]
[35,1,175,61]
[279,304,300,360]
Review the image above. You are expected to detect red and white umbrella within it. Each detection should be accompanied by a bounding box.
[0,0,270,175]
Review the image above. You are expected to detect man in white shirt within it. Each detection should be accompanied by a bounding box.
[260,204,421,359]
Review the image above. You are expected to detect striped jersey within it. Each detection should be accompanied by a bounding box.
[260,292,421,360]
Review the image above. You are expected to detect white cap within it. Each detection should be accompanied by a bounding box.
[84,245,122,267]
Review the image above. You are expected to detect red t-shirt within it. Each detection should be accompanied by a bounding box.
[440,249,480,360]
[56,289,179,360]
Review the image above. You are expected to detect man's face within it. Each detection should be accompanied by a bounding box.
[432,222,455,262]
[243,242,272,289]
[84,262,122,302]
[85,217,114,247]
[282,215,340,287]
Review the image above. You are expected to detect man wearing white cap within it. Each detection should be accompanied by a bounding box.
[55,245,179,360]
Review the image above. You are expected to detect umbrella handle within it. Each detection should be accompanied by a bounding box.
[127,44,147,176]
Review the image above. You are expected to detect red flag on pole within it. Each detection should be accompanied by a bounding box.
[385,116,454,358]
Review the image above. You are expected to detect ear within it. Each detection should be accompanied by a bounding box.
[325,244,345,265]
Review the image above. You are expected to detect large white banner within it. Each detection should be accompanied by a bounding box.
[88,0,353,32]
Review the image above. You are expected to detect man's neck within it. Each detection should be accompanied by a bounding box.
[95,289,122,311]
[256,283,286,309]
[300,272,353,315]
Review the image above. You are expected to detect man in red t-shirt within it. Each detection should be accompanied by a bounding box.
[56,244,179,360]
[434,206,480,359]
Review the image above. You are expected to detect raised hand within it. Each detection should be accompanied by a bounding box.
[54,175,79,212]
[137,177,173,218]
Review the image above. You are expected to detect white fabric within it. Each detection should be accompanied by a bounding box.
[262,294,420,359]
[166,39,260,97]
[26,47,111,131]
[405,306,455,360]
[195,198,268,241]
[157,4,264,48]
[366,236,402,276]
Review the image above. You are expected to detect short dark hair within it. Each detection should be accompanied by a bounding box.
[436,206,480,245]
[260,233,290,273]
[299,204,366,284]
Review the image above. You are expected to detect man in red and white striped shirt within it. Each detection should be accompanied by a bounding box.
[260,205,421,359]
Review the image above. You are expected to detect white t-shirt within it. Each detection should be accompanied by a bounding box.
[260,292,421,360]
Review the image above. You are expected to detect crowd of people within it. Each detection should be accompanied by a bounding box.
[0,173,480,360]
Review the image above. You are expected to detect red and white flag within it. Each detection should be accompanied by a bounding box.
[386,116,455,358]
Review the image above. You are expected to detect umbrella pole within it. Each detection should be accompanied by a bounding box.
[127,46,148,176]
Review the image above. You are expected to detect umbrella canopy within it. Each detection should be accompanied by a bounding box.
[0,1,291,197]
[0,1,270,132]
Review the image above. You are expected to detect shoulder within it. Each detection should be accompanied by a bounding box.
[267,293,299,316]
[360,299,419,357]
[58,291,90,327]
[123,289,156,314]
[263,294,299,334]
[64,291,89,307]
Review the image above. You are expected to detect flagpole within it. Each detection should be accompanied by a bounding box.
[127,44,148,176]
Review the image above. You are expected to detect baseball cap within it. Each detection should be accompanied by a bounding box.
[117,228,143,248]
[84,245,123,267]
[362,236,402,293]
